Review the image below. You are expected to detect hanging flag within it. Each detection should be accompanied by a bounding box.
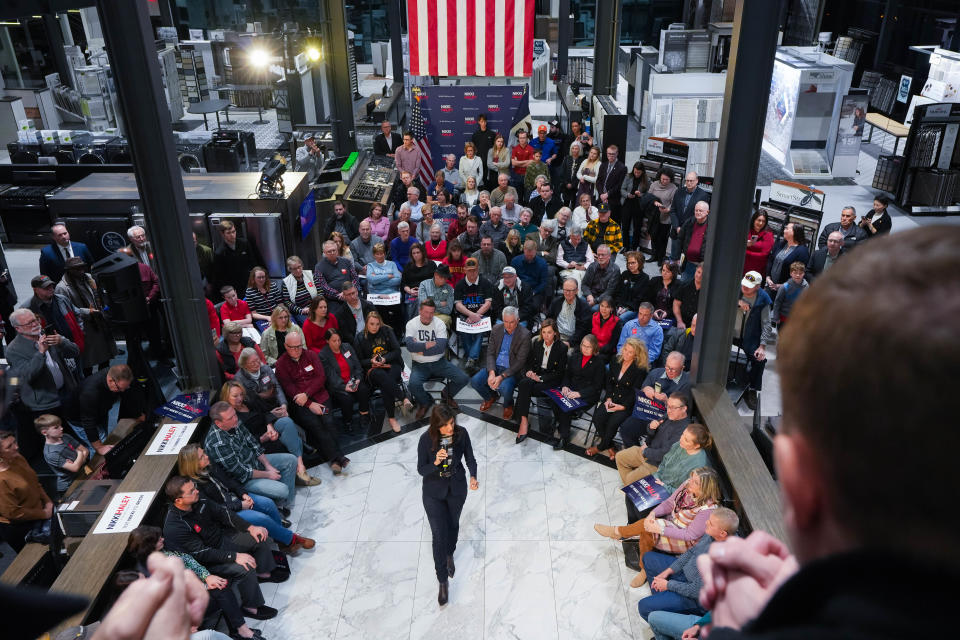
[410,87,436,187]
[407,0,536,77]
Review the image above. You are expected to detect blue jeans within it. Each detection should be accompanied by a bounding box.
[680,261,699,282]
[273,416,303,458]
[235,492,294,545]
[648,612,702,640]
[243,452,297,506]
[620,310,637,322]
[458,331,484,360]
[470,366,519,408]
[637,551,703,620]
[408,358,471,407]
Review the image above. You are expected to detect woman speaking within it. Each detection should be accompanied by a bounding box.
[417,404,479,607]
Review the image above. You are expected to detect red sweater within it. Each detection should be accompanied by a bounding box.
[302,315,339,353]
[220,299,251,322]
[592,312,620,349]
[275,350,330,405]
[425,240,447,261]
[443,255,467,287]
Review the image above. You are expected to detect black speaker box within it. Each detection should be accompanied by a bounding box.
[203,139,242,172]
[92,252,149,324]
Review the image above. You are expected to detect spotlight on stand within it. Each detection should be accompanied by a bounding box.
[248,48,270,68]
[257,154,287,197]
[306,46,321,62]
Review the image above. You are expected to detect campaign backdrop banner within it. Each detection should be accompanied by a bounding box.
[154,391,210,423]
[416,85,530,171]
[543,387,587,413]
[621,475,672,512]
[632,393,667,422]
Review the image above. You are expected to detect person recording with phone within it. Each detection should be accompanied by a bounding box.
[417,404,479,607]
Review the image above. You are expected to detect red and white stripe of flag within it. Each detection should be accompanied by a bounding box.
[408,0,535,77]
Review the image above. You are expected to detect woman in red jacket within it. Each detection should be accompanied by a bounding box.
[743,210,775,279]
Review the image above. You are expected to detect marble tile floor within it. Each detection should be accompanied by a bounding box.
[254,412,657,640]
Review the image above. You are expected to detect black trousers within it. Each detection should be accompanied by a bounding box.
[552,394,599,440]
[621,200,644,250]
[205,531,274,613]
[422,489,467,583]
[288,403,343,462]
[745,353,767,390]
[651,221,671,264]
[514,378,552,428]
[593,406,631,451]
[618,415,650,448]
[367,366,404,418]
[329,383,371,424]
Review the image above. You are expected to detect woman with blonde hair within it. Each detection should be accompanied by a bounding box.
[329,230,352,261]
[486,133,511,189]
[459,141,484,187]
[461,175,480,208]
[178,443,315,554]
[219,380,320,486]
[595,466,720,587]
[576,145,602,199]
[586,336,649,460]
[499,228,524,264]
[259,305,305,366]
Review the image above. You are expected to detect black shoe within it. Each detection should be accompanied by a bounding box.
[278,506,291,518]
[552,437,566,451]
[622,540,641,572]
[229,629,265,640]
[281,518,292,528]
[438,581,449,606]
[515,433,527,444]
[447,554,455,578]
[744,388,758,411]
[244,605,278,620]
[258,568,290,583]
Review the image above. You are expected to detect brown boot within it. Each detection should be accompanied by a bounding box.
[594,523,619,539]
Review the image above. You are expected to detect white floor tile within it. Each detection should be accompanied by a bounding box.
[336,541,420,640]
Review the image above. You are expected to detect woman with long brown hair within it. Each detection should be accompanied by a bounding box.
[417,404,479,607]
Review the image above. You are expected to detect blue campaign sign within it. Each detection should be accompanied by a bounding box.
[154,390,211,423]
[632,392,666,422]
[416,85,530,170]
[621,474,672,512]
[543,387,587,413]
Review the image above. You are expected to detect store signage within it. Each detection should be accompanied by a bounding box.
[768,180,825,212]
[897,75,912,103]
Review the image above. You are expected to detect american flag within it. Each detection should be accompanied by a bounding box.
[410,87,435,187]
[408,0,535,77]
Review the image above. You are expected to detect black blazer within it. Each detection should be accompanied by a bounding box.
[604,361,647,407]
[596,160,627,200]
[417,428,478,499]
[318,345,364,393]
[373,131,402,156]
[334,300,374,346]
[546,296,592,347]
[806,247,843,281]
[671,186,711,229]
[561,350,604,405]
[524,338,568,388]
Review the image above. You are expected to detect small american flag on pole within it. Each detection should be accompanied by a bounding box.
[410,87,435,187]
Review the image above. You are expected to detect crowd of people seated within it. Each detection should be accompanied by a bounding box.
[0,111,910,640]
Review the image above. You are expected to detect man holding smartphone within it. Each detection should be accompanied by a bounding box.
[6,308,81,462]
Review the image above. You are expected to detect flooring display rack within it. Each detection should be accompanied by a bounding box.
[895,102,960,215]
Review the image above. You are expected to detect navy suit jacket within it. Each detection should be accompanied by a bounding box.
[671,187,711,230]
[418,428,478,499]
[39,242,94,282]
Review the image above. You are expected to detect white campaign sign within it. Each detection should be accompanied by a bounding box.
[145,422,198,456]
[367,292,402,306]
[92,491,156,535]
[456,317,492,334]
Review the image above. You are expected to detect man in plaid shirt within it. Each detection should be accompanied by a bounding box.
[204,401,297,509]
[584,204,624,256]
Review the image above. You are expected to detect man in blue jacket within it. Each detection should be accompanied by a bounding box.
[39,223,94,283]
[511,239,549,312]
